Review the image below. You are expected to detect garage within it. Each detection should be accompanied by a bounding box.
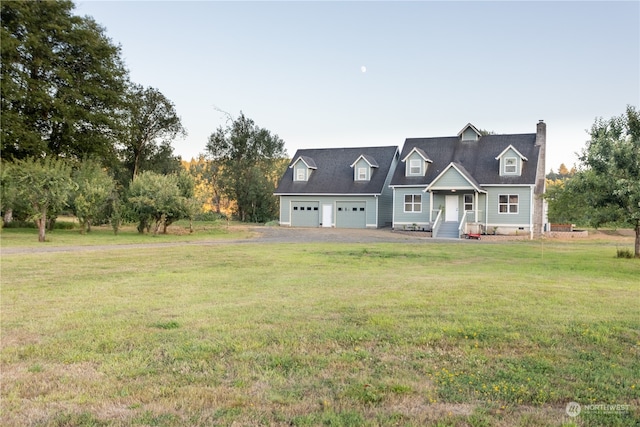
[291,201,319,227]
[336,201,366,228]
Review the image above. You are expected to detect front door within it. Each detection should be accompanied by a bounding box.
[445,195,458,222]
[322,204,332,227]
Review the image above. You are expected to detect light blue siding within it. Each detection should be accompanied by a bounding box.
[461,127,478,141]
[293,161,310,181]
[392,187,430,227]
[353,158,371,181]
[499,148,522,176]
[486,186,532,226]
[431,167,474,189]
[280,195,380,228]
[377,154,398,227]
[405,151,425,176]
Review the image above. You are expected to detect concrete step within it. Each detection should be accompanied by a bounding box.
[435,222,460,238]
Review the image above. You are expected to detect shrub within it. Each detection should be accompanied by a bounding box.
[616,248,634,259]
[53,221,77,230]
[194,211,227,222]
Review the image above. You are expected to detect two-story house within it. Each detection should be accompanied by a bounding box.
[389,121,546,238]
[275,121,546,237]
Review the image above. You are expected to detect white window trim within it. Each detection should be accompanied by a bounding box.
[503,157,518,175]
[404,194,422,213]
[357,167,368,181]
[464,194,473,211]
[408,159,422,176]
[295,168,307,181]
[498,194,519,214]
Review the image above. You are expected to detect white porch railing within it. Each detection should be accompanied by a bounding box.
[458,211,470,237]
[432,209,443,238]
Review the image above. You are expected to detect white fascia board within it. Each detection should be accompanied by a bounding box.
[481,184,535,187]
[289,157,317,170]
[425,163,485,193]
[273,193,381,196]
[350,155,379,168]
[401,147,432,163]
[494,145,528,161]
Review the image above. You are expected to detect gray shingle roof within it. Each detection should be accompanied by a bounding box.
[275,146,398,195]
[390,133,540,187]
[292,156,317,169]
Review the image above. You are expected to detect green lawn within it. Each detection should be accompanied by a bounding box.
[0,220,252,248]
[1,229,638,426]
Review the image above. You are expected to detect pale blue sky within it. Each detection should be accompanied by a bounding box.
[76,0,639,170]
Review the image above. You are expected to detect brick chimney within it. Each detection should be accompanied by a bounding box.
[533,120,546,238]
[536,119,546,147]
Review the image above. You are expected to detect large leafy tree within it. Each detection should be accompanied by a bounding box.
[1,0,128,163]
[7,157,75,242]
[120,84,186,179]
[548,106,640,257]
[206,112,287,222]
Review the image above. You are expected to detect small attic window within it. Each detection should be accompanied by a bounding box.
[291,156,316,182]
[409,159,421,175]
[351,154,377,181]
[357,167,368,181]
[495,145,527,177]
[402,147,431,177]
[504,157,517,174]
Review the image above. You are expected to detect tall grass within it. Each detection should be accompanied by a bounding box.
[1,238,638,426]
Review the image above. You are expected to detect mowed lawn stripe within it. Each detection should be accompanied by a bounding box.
[1,240,638,426]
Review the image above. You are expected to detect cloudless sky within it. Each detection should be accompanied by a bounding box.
[75,0,639,170]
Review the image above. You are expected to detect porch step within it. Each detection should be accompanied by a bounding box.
[435,221,460,239]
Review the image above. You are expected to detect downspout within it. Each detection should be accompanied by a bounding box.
[485,191,489,233]
[374,195,378,227]
[429,191,434,222]
[474,190,478,223]
[530,185,535,240]
[391,188,395,229]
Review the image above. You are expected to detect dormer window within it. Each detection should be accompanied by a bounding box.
[357,167,368,181]
[290,156,317,182]
[504,157,517,174]
[351,154,378,182]
[409,159,421,175]
[402,147,431,177]
[495,145,527,177]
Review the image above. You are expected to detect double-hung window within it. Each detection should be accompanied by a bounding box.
[296,168,306,181]
[357,167,368,181]
[409,159,422,175]
[404,194,422,212]
[498,194,518,213]
[504,157,517,174]
[464,194,473,211]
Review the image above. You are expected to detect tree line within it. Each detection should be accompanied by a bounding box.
[1,1,287,241]
[544,105,639,257]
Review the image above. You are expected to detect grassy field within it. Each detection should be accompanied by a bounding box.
[1,226,638,426]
